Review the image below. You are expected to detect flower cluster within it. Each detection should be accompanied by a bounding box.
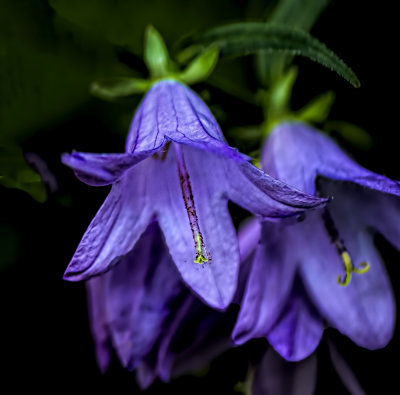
[63,79,400,391]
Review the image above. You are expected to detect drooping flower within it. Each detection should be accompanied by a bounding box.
[62,80,325,309]
[233,121,400,360]
[86,221,238,387]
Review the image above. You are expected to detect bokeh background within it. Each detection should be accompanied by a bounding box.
[1,0,399,393]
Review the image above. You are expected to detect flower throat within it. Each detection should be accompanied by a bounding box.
[321,208,370,286]
[174,144,210,264]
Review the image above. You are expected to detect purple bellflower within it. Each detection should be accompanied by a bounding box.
[87,221,238,388]
[233,122,400,360]
[62,80,325,309]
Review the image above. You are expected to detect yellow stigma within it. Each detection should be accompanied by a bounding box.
[337,251,370,286]
[193,232,209,264]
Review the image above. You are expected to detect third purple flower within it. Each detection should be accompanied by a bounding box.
[234,121,400,360]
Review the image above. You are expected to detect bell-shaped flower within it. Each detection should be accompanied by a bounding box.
[86,221,238,387]
[233,122,400,359]
[62,80,325,309]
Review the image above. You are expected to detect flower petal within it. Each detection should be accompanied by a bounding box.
[86,277,112,373]
[264,122,400,196]
[267,277,324,361]
[227,160,327,219]
[299,210,395,349]
[320,178,400,251]
[156,297,235,382]
[155,145,239,309]
[104,223,183,370]
[237,217,261,262]
[125,79,246,162]
[233,220,297,345]
[61,150,155,186]
[63,160,153,281]
[252,348,317,395]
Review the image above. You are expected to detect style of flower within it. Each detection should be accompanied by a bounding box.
[233,122,400,360]
[62,80,325,309]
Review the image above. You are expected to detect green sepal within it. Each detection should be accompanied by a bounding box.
[179,46,219,85]
[265,67,297,117]
[296,90,336,123]
[144,25,170,79]
[0,145,46,202]
[90,78,150,101]
[199,23,360,88]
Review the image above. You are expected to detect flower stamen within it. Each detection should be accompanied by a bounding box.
[322,208,370,286]
[336,251,370,286]
[175,144,211,264]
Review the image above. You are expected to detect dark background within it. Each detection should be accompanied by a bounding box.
[1,0,399,393]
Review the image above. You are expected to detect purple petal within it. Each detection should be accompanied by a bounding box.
[227,160,327,219]
[237,217,261,262]
[327,340,366,395]
[299,210,395,349]
[267,278,324,361]
[61,150,154,186]
[252,348,317,395]
[63,160,153,281]
[320,178,400,251]
[263,122,400,196]
[86,277,112,373]
[157,297,235,382]
[233,221,298,345]
[125,79,246,162]
[154,145,239,309]
[104,223,183,370]
[155,297,195,382]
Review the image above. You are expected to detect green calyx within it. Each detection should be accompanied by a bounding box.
[260,66,336,136]
[91,25,219,102]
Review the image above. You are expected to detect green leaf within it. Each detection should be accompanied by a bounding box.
[199,23,360,88]
[144,25,170,78]
[296,90,336,123]
[270,0,330,32]
[179,46,219,85]
[258,0,331,85]
[0,145,46,202]
[325,121,373,150]
[90,78,150,101]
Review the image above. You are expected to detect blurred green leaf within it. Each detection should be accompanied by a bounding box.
[48,0,244,55]
[199,23,360,88]
[258,0,331,85]
[296,90,336,123]
[0,0,121,142]
[325,121,373,151]
[228,126,262,141]
[0,145,46,202]
[0,223,20,271]
[91,78,150,101]
[144,25,170,78]
[270,0,330,30]
[179,46,219,85]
